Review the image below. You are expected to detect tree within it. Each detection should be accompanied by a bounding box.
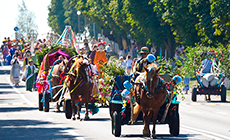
[48,0,66,35]
[16,0,38,40]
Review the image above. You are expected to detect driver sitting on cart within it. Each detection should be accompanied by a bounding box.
[199,53,216,101]
[131,47,156,83]
[200,54,214,74]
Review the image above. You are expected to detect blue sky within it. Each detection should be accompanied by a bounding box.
[0,0,51,43]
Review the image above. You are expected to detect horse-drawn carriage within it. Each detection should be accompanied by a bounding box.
[109,64,181,138]
[191,49,227,102]
[192,72,226,102]
[37,48,73,112]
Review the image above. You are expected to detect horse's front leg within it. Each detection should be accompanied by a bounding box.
[76,103,81,119]
[84,102,90,120]
[142,108,151,137]
[152,109,159,138]
[71,99,76,120]
[56,101,61,112]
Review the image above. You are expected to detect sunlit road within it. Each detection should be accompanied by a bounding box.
[0,60,230,140]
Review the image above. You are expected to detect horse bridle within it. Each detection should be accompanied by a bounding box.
[140,72,164,99]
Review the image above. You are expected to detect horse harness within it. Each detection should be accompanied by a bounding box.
[67,64,93,94]
[138,76,165,99]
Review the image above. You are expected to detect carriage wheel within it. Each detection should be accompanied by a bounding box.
[112,111,121,137]
[65,99,72,119]
[192,88,197,102]
[109,103,122,118]
[44,93,50,112]
[221,85,226,102]
[169,111,180,136]
[38,93,43,111]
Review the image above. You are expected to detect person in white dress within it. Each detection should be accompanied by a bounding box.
[10,57,21,86]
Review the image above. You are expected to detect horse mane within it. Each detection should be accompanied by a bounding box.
[74,58,83,71]
[147,63,158,71]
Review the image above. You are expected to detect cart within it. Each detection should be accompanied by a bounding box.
[37,49,71,112]
[191,73,226,102]
[110,75,180,137]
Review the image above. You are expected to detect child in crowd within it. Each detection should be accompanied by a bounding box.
[125,55,132,75]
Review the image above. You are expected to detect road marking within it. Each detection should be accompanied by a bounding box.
[180,102,230,106]
[206,103,216,106]
[7,77,36,107]
[220,104,230,106]
[181,125,230,140]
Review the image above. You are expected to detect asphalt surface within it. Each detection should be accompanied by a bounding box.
[0,59,230,140]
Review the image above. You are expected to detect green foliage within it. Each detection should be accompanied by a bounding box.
[182,44,230,78]
[48,0,66,34]
[96,58,125,105]
[35,44,78,69]
[48,0,230,59]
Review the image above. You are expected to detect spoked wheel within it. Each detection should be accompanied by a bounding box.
[192,88,197,102]
[44,93,49,112]
[65,99,72,119]
[38,93,43,111]
[112,111,121,137]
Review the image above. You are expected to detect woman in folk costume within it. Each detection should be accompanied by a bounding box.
[2,42,9,63]
[22,50,32,71]
[93,42,108,77]
[22,59,37,91]
[10,56,21,86]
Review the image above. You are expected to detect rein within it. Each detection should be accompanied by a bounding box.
[141,74,164,99]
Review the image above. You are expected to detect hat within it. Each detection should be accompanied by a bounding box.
[139,47,149,54]
[98,41,106,47]
[147,54,156,62]
[28,59,33,63]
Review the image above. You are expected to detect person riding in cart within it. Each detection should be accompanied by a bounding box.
[131,46,156,83]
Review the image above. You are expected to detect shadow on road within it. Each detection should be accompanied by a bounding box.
[0,83,25,89]
[0,107,37,112]
[0,69,10,75]
[0,119,81,140]
[0,91,16,94]
[121,133,198,139]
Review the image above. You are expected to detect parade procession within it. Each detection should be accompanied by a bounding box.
[0,0,230,140]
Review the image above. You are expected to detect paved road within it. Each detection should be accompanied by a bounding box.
[0,60,230,140]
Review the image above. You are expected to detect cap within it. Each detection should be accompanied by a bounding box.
[139,47,149,54]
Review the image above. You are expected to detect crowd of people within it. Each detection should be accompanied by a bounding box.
[1,36,46,91]
[1,35,191,94]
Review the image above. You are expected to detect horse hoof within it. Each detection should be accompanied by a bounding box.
[77,116,80,119]
[54,108,61,112]
[143,129,150,137]
[84,116,90,120]
[72,117,76,120]
[151,134,157,139]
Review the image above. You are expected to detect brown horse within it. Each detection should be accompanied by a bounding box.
[134,63,167,138]
[65,57,92,120]
[49,59,68,111]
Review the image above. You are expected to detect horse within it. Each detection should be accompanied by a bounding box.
[134,63,167,138]
[65,56,92,120]
[49,58,69,111]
